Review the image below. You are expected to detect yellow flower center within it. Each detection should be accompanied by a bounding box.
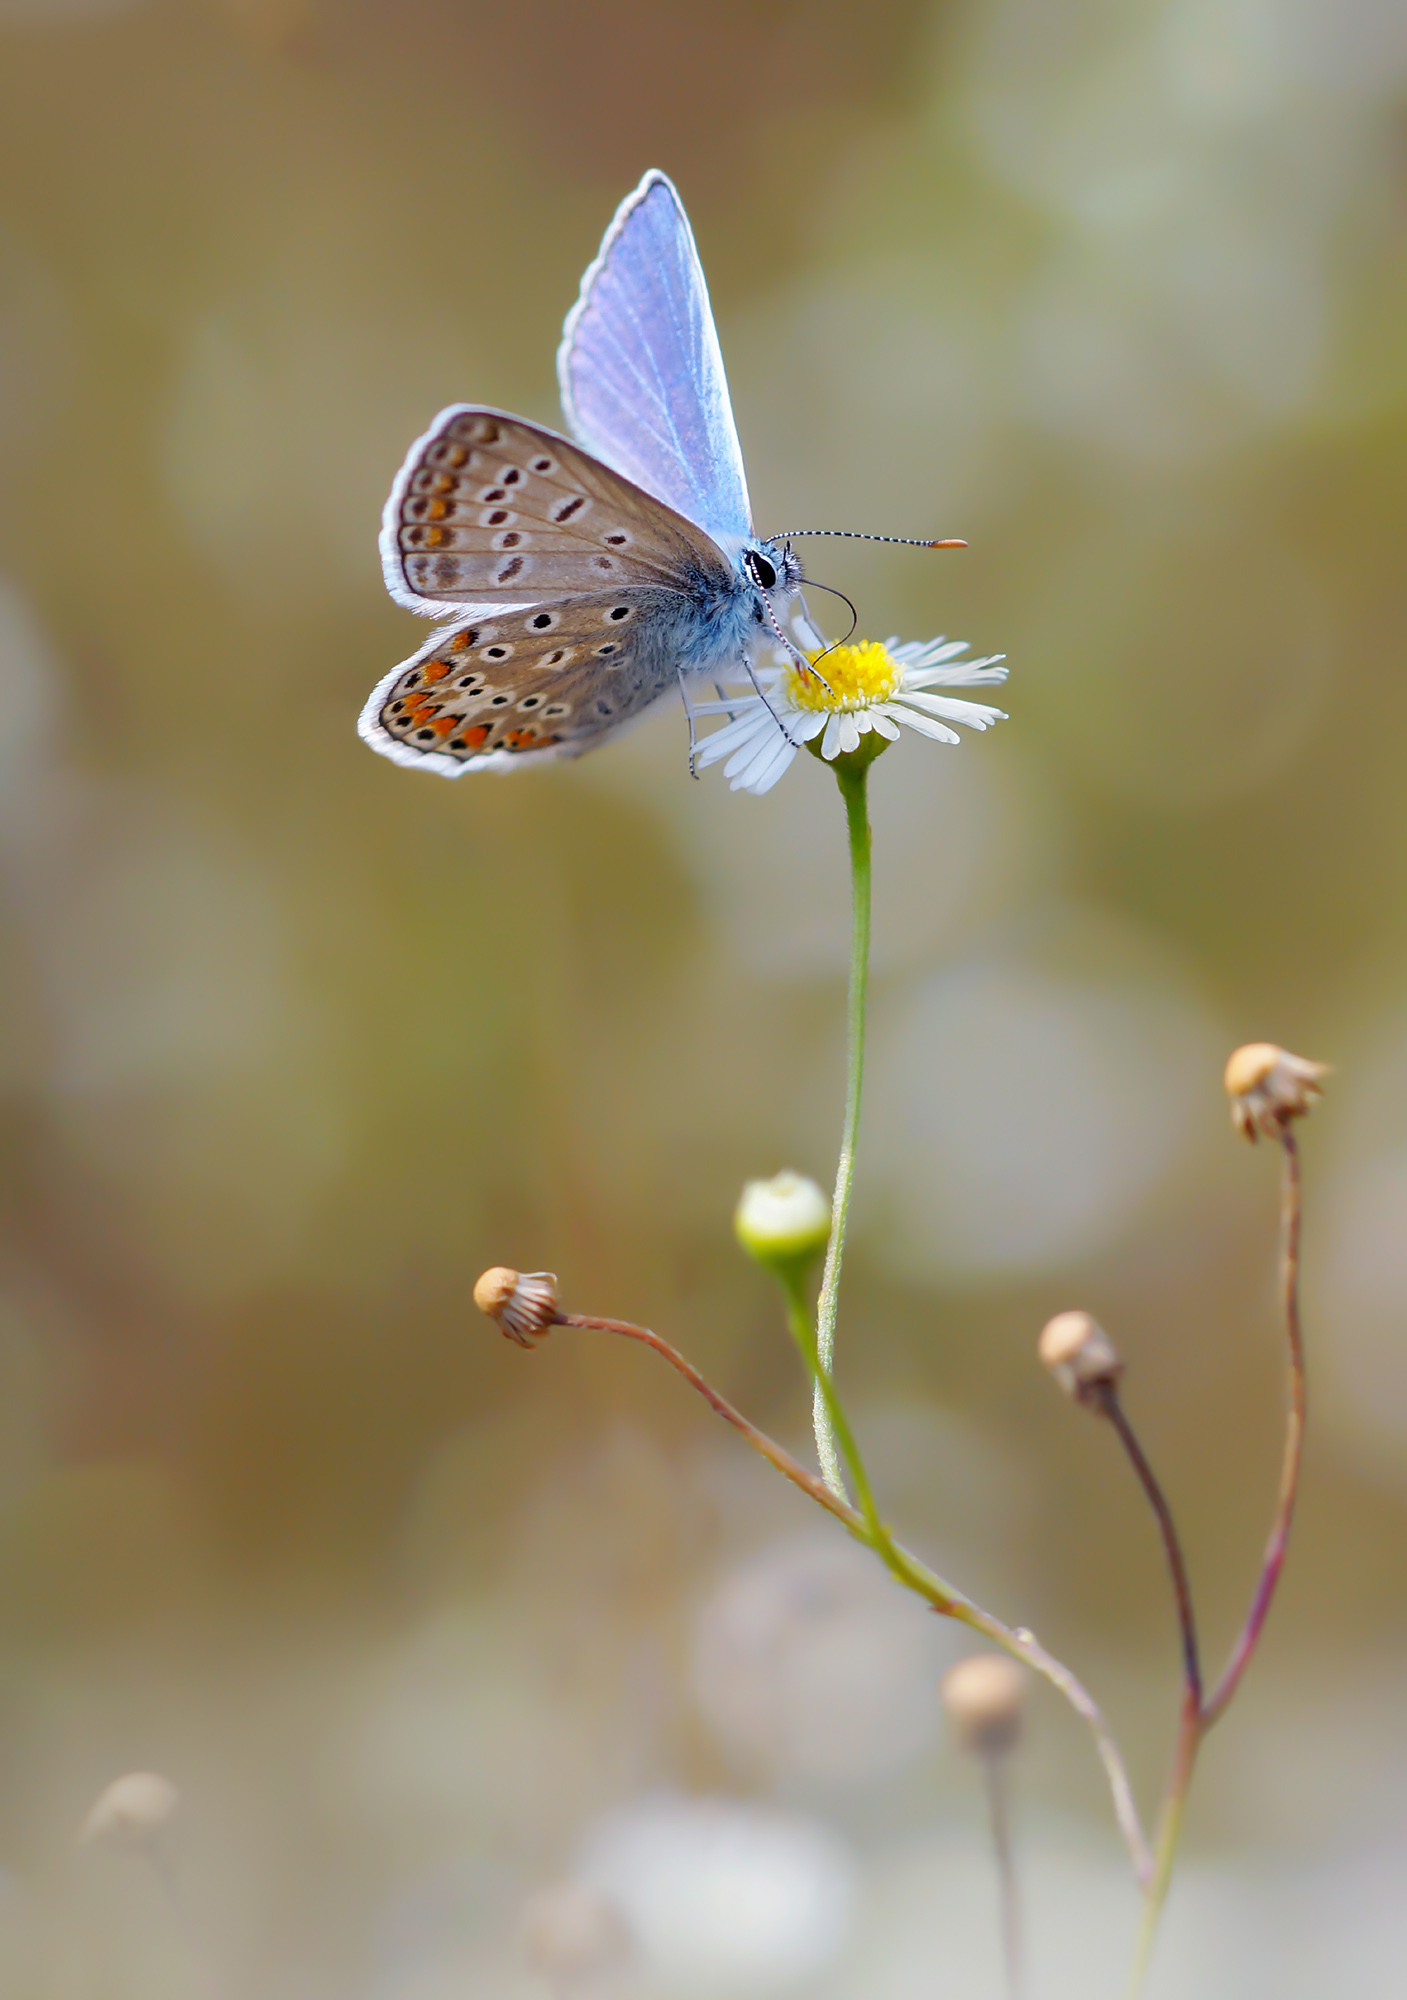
[785,640,901,713]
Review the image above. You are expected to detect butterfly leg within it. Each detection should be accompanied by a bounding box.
[678,669,701,779]
[742,650,790,740]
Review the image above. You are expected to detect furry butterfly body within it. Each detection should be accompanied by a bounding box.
[361,173,801,776]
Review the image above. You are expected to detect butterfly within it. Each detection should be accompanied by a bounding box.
[359,169,811,777]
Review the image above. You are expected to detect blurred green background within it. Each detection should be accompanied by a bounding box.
[0,0,1405,1994]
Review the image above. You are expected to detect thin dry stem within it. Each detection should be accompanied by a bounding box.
[558,1307,1151,1884]
[1202,1126,1305,1725]
[983,1754,1023,2000]
[1097,1385,1201,1709]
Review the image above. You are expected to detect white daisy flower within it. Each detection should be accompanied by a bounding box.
[693,636,1009,796]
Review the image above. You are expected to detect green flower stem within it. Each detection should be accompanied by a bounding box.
[1127,1695,1200,1999]
[776,1268,1151,1883]
[560,1299,1147,1879]
[813,759,873,1502]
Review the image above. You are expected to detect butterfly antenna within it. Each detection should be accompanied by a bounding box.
[798,578,859,672]
[770,530,968,549]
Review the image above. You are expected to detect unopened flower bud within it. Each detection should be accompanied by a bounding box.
[1038,1310,1122,1407]
[521,1881,632,1986]
[941,1654,1026,1758]
[734,1170,831,1271]
[79,1771,179,1850]
[1223,1043,1328,1143]
[473,1267,561,1346]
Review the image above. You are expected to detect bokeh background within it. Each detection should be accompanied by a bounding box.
[0,0,1404,1993]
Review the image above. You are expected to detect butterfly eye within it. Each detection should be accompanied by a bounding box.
[747,551,778,591]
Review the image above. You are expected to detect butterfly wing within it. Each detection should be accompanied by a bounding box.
[557,170,752,551]
[359,586,701,776]
[380,405,734,617]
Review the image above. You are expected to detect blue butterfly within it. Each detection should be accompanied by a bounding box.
[361,169,819,779]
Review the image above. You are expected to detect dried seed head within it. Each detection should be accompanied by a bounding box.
[1038,1310,1123,1406]
[521,1881,632,1986]
[79,1771,179,1850]
[473,1267,561,1346]
[733,1170,832,1271]
[941,1654,1026,1757]
[1224,1043,1328,1143]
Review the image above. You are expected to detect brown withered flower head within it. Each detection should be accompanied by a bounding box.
[941,1654,1026,1758]
[1223,1043,1328,1143]
[473,1267,562,1346]
[1038,1310,1123,1408]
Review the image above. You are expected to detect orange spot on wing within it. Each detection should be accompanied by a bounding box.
[463,724,491,749]
[423,527,447,548]
[432,715,459,738]
[448,631,472,652]
[420,660,451,683]
[427,499,448,521]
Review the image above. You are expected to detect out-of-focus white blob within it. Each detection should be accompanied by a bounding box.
[1318,1147,1407,1476]
[964,0,1392,463]
[79,1772,179,1851]
[1299,1840,1407,1994]
[521,1880,633,1990]
[836,1820,1286,2000]
[690,1534,956,1787]
[577,1794,854,1997]
[865,941,1220,1279]
[346,1611,627,1854]
[369,1853,538,2000]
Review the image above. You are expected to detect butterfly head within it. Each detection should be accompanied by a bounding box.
[740,538,803,606]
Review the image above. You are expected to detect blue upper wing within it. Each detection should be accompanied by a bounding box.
[557,171,753,551]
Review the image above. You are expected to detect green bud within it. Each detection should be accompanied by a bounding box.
[734,1170,832,1271]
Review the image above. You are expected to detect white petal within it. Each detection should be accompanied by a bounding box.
[691,696,764,716]
[736,733,800,794]
[840,713,862,753]
[899,691,1008,730]
[724,727,781,781]
[821,713,845,760]
[890,706,960,744]
[791,711,828,743]
[728,715,792,786]
[903,654,1008,689]
[696,712,770,769]
[871,712,901,739]
[887,636,967,668]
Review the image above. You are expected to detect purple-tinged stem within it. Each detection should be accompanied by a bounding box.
[1202,1127,1305,1726]
[1097,1386,1201,1710]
